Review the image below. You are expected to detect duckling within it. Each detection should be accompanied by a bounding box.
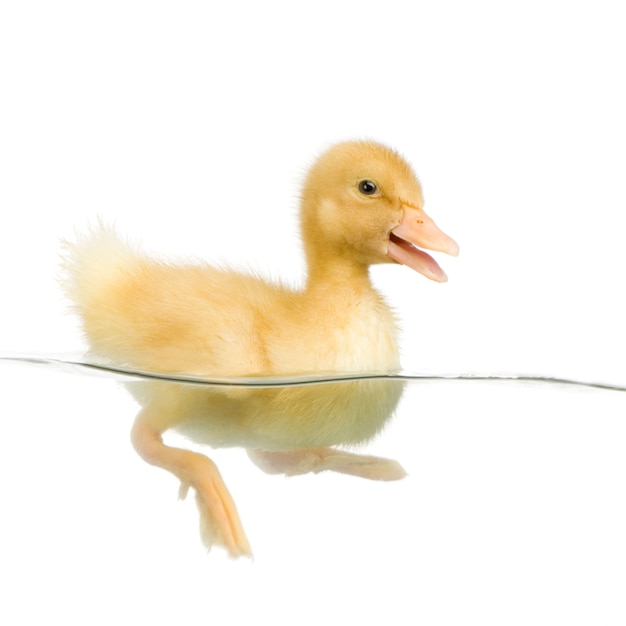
[62,140,458,557]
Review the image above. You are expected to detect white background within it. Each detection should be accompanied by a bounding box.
[1,1,625,624]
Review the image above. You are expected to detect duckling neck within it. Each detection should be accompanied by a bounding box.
[304,256,373,294]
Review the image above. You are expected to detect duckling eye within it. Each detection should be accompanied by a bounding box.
[358,180,378,195]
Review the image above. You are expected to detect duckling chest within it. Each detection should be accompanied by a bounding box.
[273,294,401,373]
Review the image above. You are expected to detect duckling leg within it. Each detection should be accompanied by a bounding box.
[131,411,251,558]
[247,447,407,481]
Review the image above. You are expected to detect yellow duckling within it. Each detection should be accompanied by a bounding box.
[62,140,458,557]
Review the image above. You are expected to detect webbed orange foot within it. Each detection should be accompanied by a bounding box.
[247,447,407,481]
[131,412,251,558]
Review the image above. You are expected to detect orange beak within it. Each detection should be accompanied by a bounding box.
[387,204,459,282]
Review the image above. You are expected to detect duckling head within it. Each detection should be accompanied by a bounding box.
[300,140,458,282]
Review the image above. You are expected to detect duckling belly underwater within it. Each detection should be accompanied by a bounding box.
[126,377,405,451]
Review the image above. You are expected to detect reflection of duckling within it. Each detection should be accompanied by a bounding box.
[62,140,458,557]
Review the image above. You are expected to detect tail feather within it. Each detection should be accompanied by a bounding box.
[62,221,135,303]
[60,222,152,364]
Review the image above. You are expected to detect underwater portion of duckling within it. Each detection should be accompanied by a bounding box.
[60,140,458,557]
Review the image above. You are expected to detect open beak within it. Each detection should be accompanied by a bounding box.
[387,204,459,282]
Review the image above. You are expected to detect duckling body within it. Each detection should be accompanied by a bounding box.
[66,230,400,378]
[62,140,458,557]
